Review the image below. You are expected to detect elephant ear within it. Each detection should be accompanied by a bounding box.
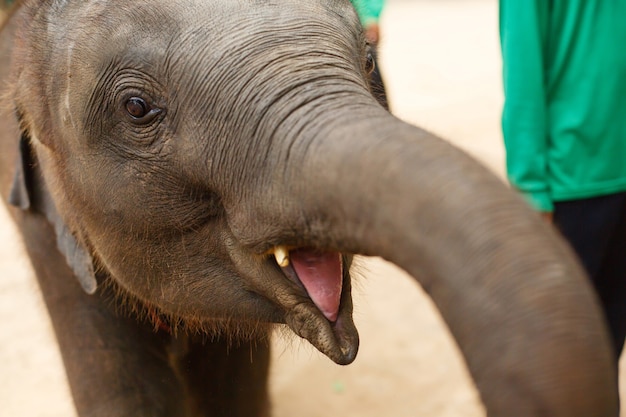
[47,210,98,295]
[8,123,98,295]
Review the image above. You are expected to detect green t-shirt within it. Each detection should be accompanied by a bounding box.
[351,0,385,26]
[500,0,626,211]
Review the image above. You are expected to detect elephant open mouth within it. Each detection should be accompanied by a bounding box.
[273,246,343,322]
[269,246,359,365]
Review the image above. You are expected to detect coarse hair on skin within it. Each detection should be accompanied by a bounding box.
[98,271,274,347]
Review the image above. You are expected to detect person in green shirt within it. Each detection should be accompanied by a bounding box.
[500,0,626,366]
[351,0,388,110]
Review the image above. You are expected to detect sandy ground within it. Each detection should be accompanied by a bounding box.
[1,1,622,416]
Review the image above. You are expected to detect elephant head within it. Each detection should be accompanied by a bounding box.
[2,0,618,415]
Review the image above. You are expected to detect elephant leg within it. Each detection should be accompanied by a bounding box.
[172,335,271,417]
[18,211,188,417]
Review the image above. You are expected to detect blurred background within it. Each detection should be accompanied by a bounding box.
[1,1,618,416]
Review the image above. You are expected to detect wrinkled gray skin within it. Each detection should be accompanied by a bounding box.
[0,1,619,416]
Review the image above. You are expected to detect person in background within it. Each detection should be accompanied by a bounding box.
[351,0,389,110]
[499,0,626,371]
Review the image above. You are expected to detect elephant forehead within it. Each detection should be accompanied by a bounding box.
[70,0,359,37]
[175,0,360,28]
[61,0,361,86]
[163,0,361,53]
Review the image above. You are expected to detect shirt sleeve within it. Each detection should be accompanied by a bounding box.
[499,0,552,212]
[351,0,385,26]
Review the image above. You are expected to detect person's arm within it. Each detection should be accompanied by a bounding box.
[352,0,385,43]
[500,0,552,212]
[352,0,384,26]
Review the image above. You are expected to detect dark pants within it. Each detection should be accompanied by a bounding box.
[554,192,626,359]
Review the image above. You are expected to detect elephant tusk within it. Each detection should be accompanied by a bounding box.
[273,245,290,267]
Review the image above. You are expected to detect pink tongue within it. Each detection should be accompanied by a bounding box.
[290,249,343,322]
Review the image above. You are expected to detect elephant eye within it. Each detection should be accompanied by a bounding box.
[126,97,150,118]
[365,50,375,75]
[124,96,162,124]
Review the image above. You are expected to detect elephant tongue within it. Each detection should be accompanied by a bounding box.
[290,249,343,322]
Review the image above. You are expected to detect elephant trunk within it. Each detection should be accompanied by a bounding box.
[235,105,618,416]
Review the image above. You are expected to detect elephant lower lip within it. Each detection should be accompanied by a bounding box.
[284,300,359,365]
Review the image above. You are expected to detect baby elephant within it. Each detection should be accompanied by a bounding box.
[0,0,618,416]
